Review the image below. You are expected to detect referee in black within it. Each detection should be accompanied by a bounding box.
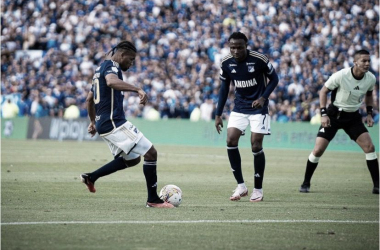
[300,49,379,194]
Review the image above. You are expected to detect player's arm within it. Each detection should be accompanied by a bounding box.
[365,90,374,127]
[105,74,148,105]
[215,79,230,134]
[86,91,97,137]
[319,86,331,128]
[252,62,279,108]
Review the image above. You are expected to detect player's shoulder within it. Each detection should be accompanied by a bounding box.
[247,50,269,63]
[220,54,234,66]
[100,60,120,74]
[365,70,376,82]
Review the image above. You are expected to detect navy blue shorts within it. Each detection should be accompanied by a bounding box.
[317,105,368,142]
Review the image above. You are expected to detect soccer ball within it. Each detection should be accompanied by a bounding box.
[159,184,182,207]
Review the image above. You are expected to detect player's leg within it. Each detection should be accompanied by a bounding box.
[250,132,265,202]
[246,113,270,202]
[80,121,144,193]
[226,112,249,201]
[143,144,174,208]
[300,123,337,193]
[355,132,379,194]
[299,137,330,192]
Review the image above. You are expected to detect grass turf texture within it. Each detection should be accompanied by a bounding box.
[2,140,379,250]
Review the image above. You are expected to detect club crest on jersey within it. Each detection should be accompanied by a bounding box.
[248,66,255,73]
[112,67,118,73]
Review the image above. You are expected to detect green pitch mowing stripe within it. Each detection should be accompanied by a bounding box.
[2,219,379,226]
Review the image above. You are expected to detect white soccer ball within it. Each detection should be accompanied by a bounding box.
[159,184,182,207]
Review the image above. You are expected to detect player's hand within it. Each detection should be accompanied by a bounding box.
[215,116,223,134]
[138,89,148,105]
[321,116,331,128]
[87,122,97,137]
[366,115,374,127]
[252,97,266,109]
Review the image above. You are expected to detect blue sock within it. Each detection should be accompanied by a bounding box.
[227,146,244,184]
[91,157,126,182]
[143,160,161,203]
[253,149,265,189]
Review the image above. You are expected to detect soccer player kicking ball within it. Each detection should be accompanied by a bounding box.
[80,41,174,208]
[215,32,279,202]
[300,49,379,194]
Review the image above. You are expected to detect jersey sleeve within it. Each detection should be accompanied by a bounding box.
[219,63,230,83]
[325,71,341,90]
[103,61,119,77]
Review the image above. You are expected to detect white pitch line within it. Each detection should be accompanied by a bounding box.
[1,220,379,226]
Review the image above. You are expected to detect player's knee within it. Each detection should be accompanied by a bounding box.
[226,138,238,147]
[144,146,157,161]
[312,148,324,157]
[363,143,376,154]
[124,156,141,168]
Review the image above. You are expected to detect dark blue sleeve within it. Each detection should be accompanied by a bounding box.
[261,68,279,99]
[215,79,230,116]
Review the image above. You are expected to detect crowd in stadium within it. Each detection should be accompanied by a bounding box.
[1,0,379,123]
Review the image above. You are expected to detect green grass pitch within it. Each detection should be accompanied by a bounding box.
[1,140,379,250]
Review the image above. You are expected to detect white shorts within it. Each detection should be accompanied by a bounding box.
[101,121,153,160]
[227,111,271,135]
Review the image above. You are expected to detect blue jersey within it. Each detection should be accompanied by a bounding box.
[91,60,126,135]
[219,50,277,115]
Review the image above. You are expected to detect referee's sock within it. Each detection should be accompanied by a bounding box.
[143,161,161,203]
[303,153,320,185]
[227,146,244,184]
[366,153,379,188]
[253,149,265,189]
[90,157,126,182]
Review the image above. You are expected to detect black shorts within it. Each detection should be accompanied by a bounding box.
[317,105,368,141]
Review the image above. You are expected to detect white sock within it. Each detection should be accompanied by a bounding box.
[238,183,246,189]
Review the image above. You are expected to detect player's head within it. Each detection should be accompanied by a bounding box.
[353,49,370,73]
[107,41,137,71]
[228,32,248,62]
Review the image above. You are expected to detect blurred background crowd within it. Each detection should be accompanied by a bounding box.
[1,0,379,123]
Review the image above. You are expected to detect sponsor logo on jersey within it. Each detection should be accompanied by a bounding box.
[234,78,257,88]
[231,69,236,73]
[246,62,255,65]
[93,73,100,80]
[248,66,255,72]
[354,86,360,90]
[229,64,237,66]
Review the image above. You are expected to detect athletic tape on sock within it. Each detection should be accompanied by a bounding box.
[366,152,378,160]
[308,153,320,163]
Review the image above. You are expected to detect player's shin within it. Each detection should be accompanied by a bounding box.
[143,161,161,202]
[227,146,244,184]
[253,149,265,189]
[91,157,126,182]
[365,152,379,189]
[303,153,320,185]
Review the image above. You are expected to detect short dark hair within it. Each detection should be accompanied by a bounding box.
[354,49,370,57]
[228,32,248,43]
[107,41,137,56]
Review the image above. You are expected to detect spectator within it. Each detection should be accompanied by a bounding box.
[2,99,19,118]
[0,0,379,123]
